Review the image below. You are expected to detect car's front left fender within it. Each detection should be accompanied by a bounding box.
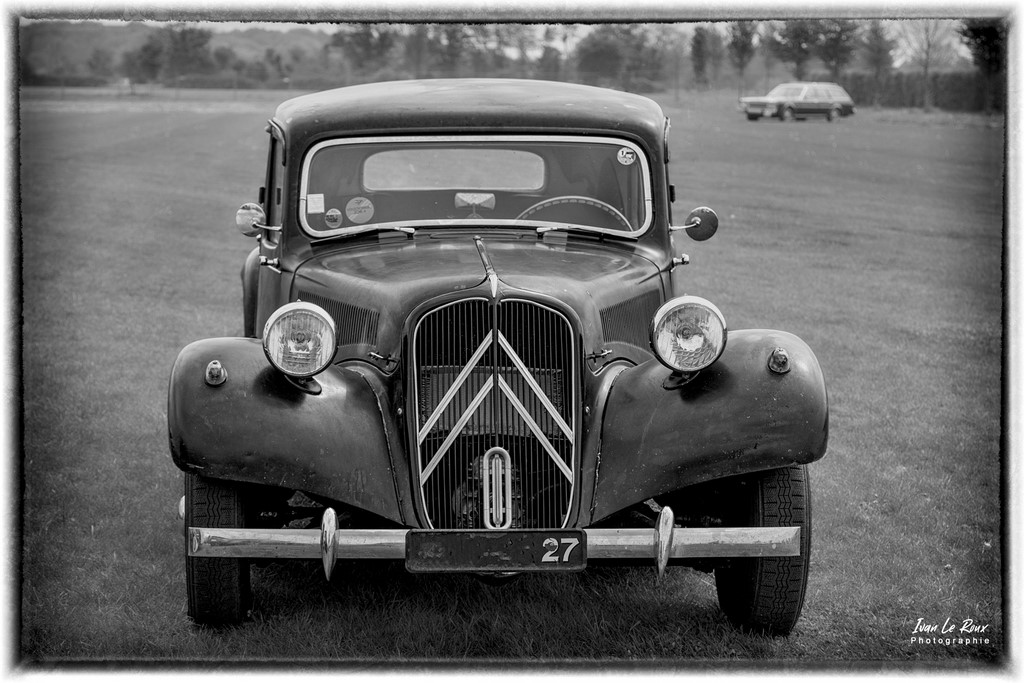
[591,329,828,522]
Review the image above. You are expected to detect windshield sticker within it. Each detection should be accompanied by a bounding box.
[324,208,343,228]
[617,148,637,166]
[307,193,325,214]
[346,197,375,224]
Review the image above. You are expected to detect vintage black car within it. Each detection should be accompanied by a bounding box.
[739,81,855,121]
[169,79,828,635]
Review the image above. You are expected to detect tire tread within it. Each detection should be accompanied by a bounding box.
[185,475,251,625]
[714,466,811,636]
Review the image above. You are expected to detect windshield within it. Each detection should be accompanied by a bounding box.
[299,135,653,237]
[767,84,805,98]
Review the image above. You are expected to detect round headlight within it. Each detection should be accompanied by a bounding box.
[650,296,727,372]
[263,302,337,378]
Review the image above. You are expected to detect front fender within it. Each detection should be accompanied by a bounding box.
[593,329,828,522]
[167,337,405,525]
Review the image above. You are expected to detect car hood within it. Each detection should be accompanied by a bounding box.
[291,233,665,366]
[739,95,782,105]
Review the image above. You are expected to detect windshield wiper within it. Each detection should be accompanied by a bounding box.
[535,224,593,236]
[309,224,415,247]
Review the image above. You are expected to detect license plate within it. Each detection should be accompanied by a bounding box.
[406,529,587,572]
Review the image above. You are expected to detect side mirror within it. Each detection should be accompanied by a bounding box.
[236,202,283,238]
[671,206,719,242]
[236,203,267,237]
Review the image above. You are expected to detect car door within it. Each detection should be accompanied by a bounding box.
[806,86,830,117]
[255,129,288,334]
[788,85,808,117]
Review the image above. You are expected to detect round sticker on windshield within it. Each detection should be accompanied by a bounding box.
[324,208,343,228]
[346,197,375,224]
[617,148,637,165]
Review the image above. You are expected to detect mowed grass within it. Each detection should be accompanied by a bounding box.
[17,87,1004,666]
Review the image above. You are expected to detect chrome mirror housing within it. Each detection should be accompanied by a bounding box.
[236,202,267,237]
[671,206,719,242]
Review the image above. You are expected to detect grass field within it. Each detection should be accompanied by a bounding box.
[16,86,1006,668]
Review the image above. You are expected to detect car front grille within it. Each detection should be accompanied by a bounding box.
[412,298,577,529]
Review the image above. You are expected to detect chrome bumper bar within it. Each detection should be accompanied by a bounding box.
[185,506,800,580]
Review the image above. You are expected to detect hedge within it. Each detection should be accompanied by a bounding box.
[812,70,1004,112]
[21,73,110,87]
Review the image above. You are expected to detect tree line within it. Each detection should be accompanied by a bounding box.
[33,19,1006,112]
[714,19,1003,111]
[107,24,578,90]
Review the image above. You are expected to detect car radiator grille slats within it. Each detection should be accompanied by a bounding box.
[413,298,576,529]
[296,290,379,347]
[600,290,662,348]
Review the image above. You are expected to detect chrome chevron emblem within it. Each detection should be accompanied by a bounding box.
[418,330,573,484]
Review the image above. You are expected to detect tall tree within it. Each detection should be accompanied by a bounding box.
[264,48,285,79]
[575,24,665,91]
[691,26,709,88]
[759,24,781,90]
[728,21,758,96]
[958,18,1006,113]
[120,33,163,83]
[44,44,74,95]
[895,19,959,111]
[212,46,237,72]
[649,24,688,101]
[706,26,726,85]
[331,23,398,76]
[813,19,860,80]
[437,24,468,77]
[560,24,582,80]
[535,45,562,80]
[535,26,564,80]
[161,24,214,82]
[621,24,667,91]
[403,25,434,78]
[289,46,307,67]
[861,20,896,107]
[575,25,625,86]
[496,25,537,77]
[87,48,114,79]
[771,20,819,81]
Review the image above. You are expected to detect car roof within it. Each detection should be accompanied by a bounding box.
[272,78,668,155]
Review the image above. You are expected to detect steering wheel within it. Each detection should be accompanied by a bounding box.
[516,195,632,231]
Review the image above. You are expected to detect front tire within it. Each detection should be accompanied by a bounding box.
[714,466,811,636]
[746,113,761,121]
[827,107,841,122]
[185,474,252,625]
[779,107,795,122]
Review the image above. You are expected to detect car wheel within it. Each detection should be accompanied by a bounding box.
[779,107,794,122]
[745,113,761,121]
[827,107,841,122]
[714,466,811,636]
[185,474,252,625]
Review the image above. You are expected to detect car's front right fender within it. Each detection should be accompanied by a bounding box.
[167,337,408,525]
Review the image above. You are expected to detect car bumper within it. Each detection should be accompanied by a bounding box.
[185,505,801,579]
[740,106,778,117]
